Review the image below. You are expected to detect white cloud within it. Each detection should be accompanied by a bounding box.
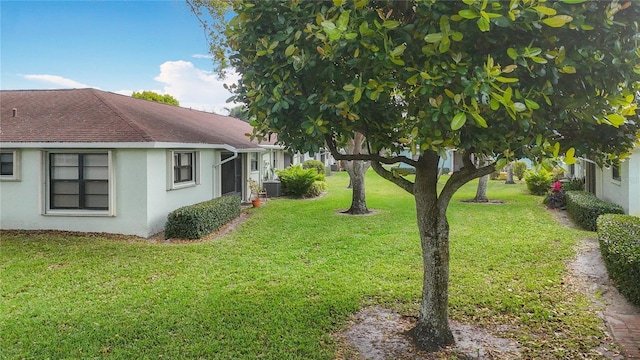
[22,74,92,89]
[192,54,213,59]
[153,60,238,114]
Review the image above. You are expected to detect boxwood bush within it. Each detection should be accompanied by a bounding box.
[165,195,241,240]
[565,191,624,231]
[597,214,640,306]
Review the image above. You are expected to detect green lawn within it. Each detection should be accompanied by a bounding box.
[0,171,609,359]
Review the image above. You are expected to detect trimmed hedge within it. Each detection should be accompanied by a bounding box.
[565,191,624,231]
[165,196,241,240]
[598,214,640,306]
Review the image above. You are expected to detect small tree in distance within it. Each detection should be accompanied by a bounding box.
[191,0,640,351]
[132,91,179,106]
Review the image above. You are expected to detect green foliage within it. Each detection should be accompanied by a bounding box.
[219,1,640,167]
[513,161,527,181]
[227,105,249,122]
[276,165,323,198]
[598,214,640,306]
[524,169,552,195]
[0,174,611,359]
[165,196,241,239]
[563,178,585,191]
[565,191,624,231]
[132,90,179,106]
[551,167,566,181]
[194,0,640,348]
[305,180,328,198]
[302,159,326,179]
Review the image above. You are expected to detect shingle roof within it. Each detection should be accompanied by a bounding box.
[0,88,269,149]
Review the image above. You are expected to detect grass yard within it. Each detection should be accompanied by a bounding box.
[1,171,609,359]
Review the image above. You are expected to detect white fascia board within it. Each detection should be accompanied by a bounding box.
[236,148,267,153]
[0,142,238,152]
[258,144,286,150]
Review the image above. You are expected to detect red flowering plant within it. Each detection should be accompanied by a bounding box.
[545,181,566,209]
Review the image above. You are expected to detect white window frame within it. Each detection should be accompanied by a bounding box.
[611,165,621,182]
[0,149,20,181]
[168,150,200,190]
[250,152,259,172]
[43,150,115,217]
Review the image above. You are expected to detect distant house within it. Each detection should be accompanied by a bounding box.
[0,88,277,237]
[579,147,640,217]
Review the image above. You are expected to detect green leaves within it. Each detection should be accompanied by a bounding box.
[284,44,296,57]
[542,15,573,28]
[564,147,576,165]
[221,0,640,180]
[606,114,626,127]
[321,10,351,40]
[451,112,467,130]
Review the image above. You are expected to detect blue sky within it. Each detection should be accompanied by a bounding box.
[1,0,237,113]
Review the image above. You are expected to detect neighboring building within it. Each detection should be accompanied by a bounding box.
[580,147,640,216]
[0,88,276,237]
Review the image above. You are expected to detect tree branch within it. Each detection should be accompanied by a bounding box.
[371,161,415,194]
[437,149,495,210]
[324,134,418,166]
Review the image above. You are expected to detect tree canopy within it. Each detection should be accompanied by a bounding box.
[132,91,180,106]
[192,0,640,350]
[226,0,639,168]
[226,104,250,121]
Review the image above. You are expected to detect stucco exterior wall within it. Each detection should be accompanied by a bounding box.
[0,148,149,236]
[596,148,639,216]
[626,149,639,216]
[0,148,223,238]
[1,149,46,230]
[144,148,217,235]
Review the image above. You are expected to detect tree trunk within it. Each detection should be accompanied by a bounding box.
[407,153,455,350]
[473,174,489,202]
[343,132,370,214]
[344,159,369,214]
[505,163,515,184]
[369,150,496,352]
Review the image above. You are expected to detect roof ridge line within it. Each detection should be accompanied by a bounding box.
[89,89,157,142]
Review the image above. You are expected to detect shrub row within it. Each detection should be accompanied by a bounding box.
[597,214,640,306]
[565,191,624,231]
[165,195,241,240]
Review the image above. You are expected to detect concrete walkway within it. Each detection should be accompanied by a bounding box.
[571,236,640,359]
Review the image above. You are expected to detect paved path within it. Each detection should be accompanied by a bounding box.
[571,236,640,359]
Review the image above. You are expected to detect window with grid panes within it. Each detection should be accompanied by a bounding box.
[49,153,109,210]
[173,152,194,183]
[0,152,14,176]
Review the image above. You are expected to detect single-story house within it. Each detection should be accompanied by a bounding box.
[0,88,278,237]
[579,147,640,217]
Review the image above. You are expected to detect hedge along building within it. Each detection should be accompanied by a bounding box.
[0,88,276,237]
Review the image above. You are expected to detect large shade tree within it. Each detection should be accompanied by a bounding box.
[193,0,640,350]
